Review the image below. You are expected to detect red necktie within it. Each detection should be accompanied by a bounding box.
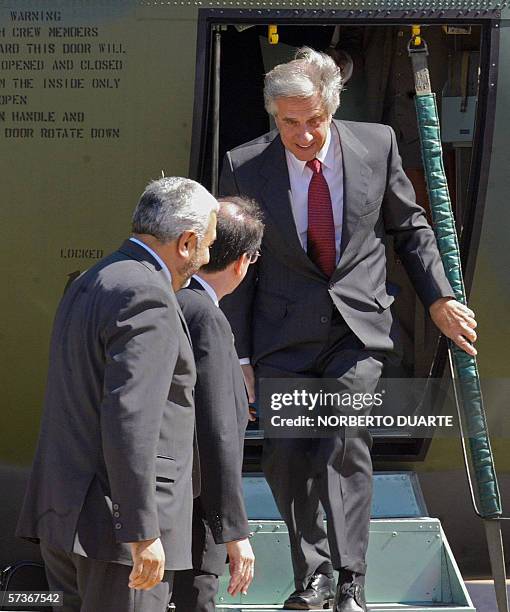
[306,159,336,277]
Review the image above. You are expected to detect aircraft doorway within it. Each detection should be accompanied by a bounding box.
[189,13,498,464]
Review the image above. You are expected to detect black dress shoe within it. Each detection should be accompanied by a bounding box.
[284,573,336,609]
[333,580,367,612]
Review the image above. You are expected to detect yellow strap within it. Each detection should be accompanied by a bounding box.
[411,24,422,47]
[268,25,279,45]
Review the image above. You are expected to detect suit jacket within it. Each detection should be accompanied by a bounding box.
[219,120,454,369]
[177,278,250,576]
[16,239,197,571]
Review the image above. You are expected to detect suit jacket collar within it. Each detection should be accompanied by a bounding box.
[187,276,217,306]
[118,238,169,279]
[188,276,205,292]
[258,120,371,281]
[117,239,193,346]
[189,275,219,307]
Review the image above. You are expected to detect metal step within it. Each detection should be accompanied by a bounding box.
[217,518,474,611]
[217,474,474,611]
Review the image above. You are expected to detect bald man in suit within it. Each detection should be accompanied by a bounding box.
[173,197,264,612]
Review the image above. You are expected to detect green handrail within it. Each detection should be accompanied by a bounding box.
[414,92,501,518]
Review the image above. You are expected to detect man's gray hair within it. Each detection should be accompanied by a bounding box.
[132,177,218,243]
[264,47,343,117]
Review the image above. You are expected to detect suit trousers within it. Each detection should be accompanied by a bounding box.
[171,568,219,612]
[259,315,385,591]
[40,541,174,612]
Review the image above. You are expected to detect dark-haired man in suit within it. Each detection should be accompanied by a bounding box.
[172,196,264,612]
[220,48,477,612]
[16,177,218,612]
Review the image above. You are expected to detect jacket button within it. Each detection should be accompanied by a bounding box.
[320,316,328,324]
[115,523,122,530]
[113,504,119,510]
[113,512,120,518]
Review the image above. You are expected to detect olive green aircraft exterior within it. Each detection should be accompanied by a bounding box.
[0,0,509,577]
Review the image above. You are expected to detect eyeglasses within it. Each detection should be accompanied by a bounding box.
[247,250,261,264]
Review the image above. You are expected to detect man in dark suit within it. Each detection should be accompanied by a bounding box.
[16,177,218,612]
[219,48,478,612]
[172,197,264,612]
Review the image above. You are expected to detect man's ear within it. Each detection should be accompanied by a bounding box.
[233,253,249,277]
[176,231,198,257]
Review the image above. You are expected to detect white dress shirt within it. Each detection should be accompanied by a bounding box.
[285,124,344,262]
[129,237,172,285]
[192,274,219,307]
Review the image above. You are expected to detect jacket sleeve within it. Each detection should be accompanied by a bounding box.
[189,308,250,544]
[100,284,179,544]
[219,151,257,360]
[382,124,454,309]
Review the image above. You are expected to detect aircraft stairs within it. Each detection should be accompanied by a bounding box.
[216,473,475,612]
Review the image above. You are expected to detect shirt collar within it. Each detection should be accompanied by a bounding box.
[285,126,333,175]
[129,237,172,285]
[192,274,219,307]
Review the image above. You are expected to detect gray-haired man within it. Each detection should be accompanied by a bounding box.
[220,48,477,611]
[16,177,218,612]
[172,197,264,612]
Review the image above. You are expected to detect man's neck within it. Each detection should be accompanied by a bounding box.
[131,233,183,292]
[131,233,166,260]
[196,272,230,301]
